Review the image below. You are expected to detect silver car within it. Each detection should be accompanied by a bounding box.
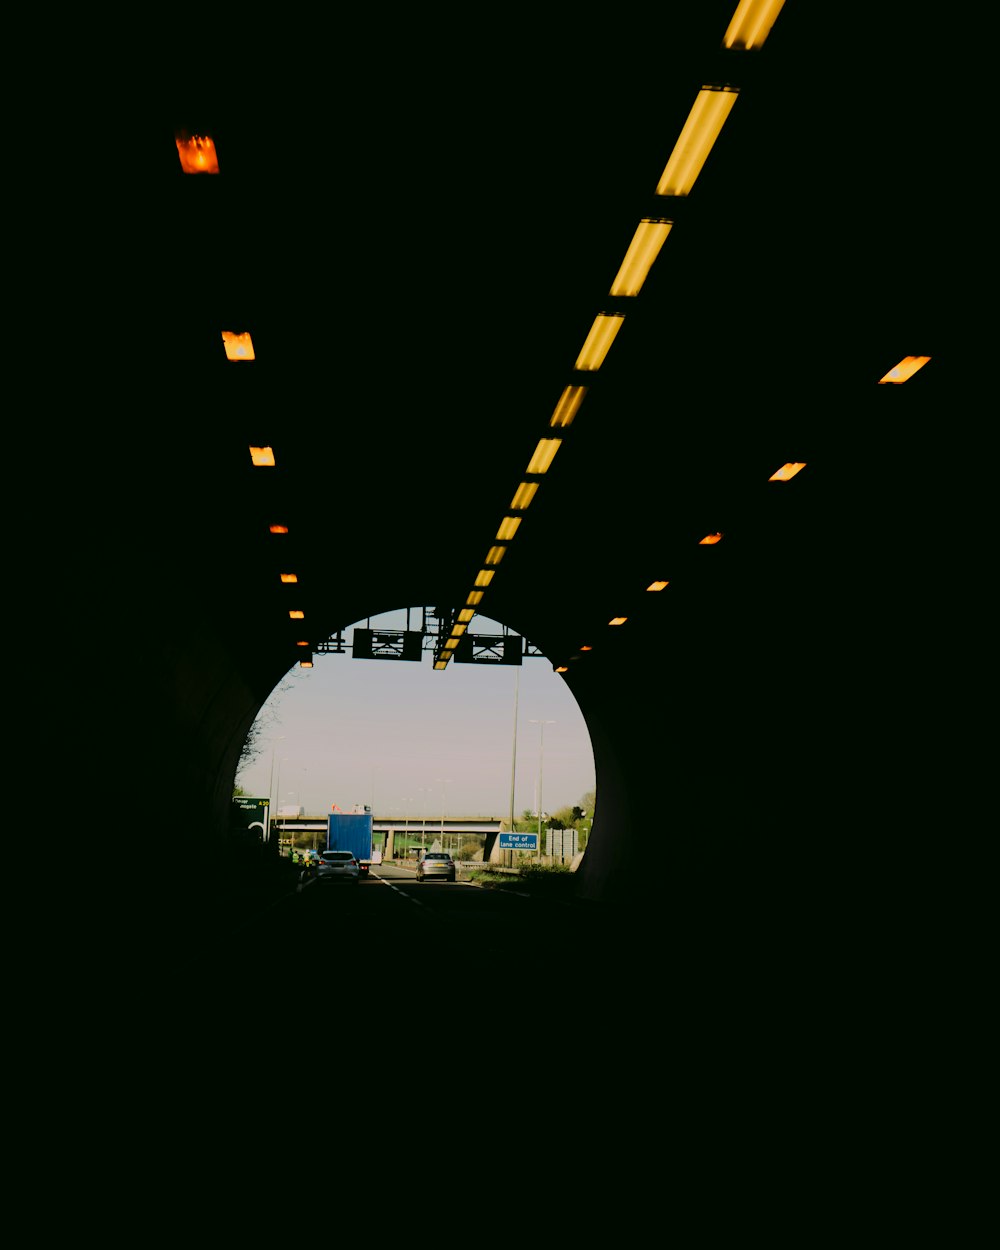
[416,852,455,882]
[315,850,361,883]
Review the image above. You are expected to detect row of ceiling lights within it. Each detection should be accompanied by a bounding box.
[178,4,791,676]
[177,0,930,679]
[433,0,792,673]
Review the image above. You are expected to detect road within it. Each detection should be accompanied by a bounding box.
[141,856,854,1063]
[177,859,650,1042]
[223,859,613,970]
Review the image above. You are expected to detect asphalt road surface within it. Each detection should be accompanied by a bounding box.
[171,860,658,1042]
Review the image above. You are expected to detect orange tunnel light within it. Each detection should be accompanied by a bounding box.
[175,133,220,174]
[878,355,931,384]
[222,331,255,361]
[769,462,806,481]
[699,532,723,545]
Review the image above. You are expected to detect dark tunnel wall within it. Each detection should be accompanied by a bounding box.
[26,5,983,1017]
[43,400,965,963]
[30,391,983,1042]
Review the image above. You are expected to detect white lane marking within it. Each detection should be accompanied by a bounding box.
[371,871,426,906]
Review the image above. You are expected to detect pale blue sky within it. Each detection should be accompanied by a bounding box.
[236,609,595,821]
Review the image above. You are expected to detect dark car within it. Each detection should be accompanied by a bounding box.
[416,852,455,882]
[315,850,361,883]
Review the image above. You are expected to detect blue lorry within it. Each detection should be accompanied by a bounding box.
[327,810,374,876]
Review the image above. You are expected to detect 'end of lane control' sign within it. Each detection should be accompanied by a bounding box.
[499,833,538,849]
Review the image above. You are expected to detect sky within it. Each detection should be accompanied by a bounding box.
[236,609,596,822]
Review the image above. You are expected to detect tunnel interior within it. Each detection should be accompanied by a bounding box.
[31,6,975,1008]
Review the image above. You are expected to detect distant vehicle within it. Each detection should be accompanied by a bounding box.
[416,852,455,882]
[328,810,374,876]
[315,850,360,884]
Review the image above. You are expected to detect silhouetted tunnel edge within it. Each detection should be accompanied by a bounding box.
[60,590,920,954]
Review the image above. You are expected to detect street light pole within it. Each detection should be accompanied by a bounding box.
[275,756,289,851]
[417,786,432,858]
[508,668,520,869]
[529,720,555,863]
[436,778,452,855]
[267,736,285,847]
[402,796,412,862]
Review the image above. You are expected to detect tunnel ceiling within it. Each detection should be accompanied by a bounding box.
[107,5,962,685]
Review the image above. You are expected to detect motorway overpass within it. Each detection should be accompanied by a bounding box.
[270,813,505,854]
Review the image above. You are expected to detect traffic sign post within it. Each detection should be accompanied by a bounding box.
[498,832,538,850]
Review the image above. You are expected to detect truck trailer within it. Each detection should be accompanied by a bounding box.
[327,810,374,875]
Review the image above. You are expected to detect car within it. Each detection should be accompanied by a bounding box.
[315,850,361,883]
[416,851,455,882]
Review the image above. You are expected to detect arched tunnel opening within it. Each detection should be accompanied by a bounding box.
[231,605,598,874]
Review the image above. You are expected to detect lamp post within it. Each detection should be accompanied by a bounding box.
[275,755,289,851]
[435,778,452,855]
[283,787,298,854]
[416,786,433,859]
[529,720,555,863]
[402,796,412,861]
[267,736,285,846]
[508,668,520,869]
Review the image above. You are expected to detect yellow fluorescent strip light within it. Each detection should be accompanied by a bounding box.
[656,87,739,197]
[299,659,313,668]
[451,623,468,637]
[699,532,723,545]
[769,462,806,481]
[526,438,562,475]
[295,640,309,647]
[269,524,289,534]
[457,608,475,623]
[496,516,521,541]
[249,446,275,466]
[609,617,627,626]
[466,590,484,605]
[878,356,931,384]
[647,580,669,591]
[289,610,305,619]
[222,331,255,361]
[722,0,786,50]
[610,219,674,296]
[510,481,539,510]
[549,386,588,428]
[434,660,448,669]
[280,573,298,583]
[443,638,458,650]
[485,546,507,566]
[474,569,495,587]
[575,314,625,371]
